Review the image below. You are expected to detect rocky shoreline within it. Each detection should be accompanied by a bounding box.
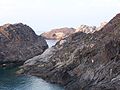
[18,14,120,90]
[0,14,120,90]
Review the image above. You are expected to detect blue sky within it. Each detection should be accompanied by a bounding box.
[0,0,120,34]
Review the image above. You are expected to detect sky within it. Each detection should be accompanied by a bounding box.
[0,0,120,35]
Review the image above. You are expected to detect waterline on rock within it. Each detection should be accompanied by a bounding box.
[0,68,64,90]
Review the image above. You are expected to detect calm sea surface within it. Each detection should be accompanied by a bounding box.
[46,40,58,47]
[0,40,64,90]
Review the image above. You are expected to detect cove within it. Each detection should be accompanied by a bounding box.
[0,68,64,90]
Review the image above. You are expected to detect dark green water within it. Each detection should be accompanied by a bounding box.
[0,68,64,90]
[0,40,63,90]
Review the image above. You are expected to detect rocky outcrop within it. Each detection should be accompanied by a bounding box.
[75,22,107,33]
[75,25,97,33]
[19,14,120,90]
[97,22,108,30]
[41,23,106,40]
[0,23,48,68]
[41,27,75,40]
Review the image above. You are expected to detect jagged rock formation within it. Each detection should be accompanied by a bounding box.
[41,27,75,40]
[41,23,107,40]
[75,22,107,33]
[0,23,48,68]
[75,25,97,33]
[19,14,120,90]
[97,22,108,30]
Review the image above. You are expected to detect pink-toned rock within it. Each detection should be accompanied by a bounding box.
[41,27,75,40]
[75,25,97,33]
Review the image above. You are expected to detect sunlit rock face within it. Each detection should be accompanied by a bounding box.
[0,23,48,68]
[97,22,107,30]
[21,14,120,90]
[41,27,75,40]
[75,25,97,33]
[75,22,107,34]
[41,23,107,40]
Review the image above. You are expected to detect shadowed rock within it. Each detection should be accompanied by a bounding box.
[0,23,48,68]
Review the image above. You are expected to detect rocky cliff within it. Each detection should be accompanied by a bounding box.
[0,23,48,68]
[19,14,120,90]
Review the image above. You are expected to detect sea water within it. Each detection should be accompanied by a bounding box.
[0,40,64,90]
[0,68,64,90]
[46,40,58,47]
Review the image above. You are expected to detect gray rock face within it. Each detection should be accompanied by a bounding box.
[0,23,48,67]
[20,14,120,90]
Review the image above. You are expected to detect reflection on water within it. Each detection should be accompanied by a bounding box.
[0,68,64,90]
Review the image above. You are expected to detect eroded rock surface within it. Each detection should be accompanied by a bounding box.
[0,23,48,68]
[20,14,120,90]
[41,27,75,40]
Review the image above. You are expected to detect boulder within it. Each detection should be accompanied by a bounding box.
[0,23,48,68]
